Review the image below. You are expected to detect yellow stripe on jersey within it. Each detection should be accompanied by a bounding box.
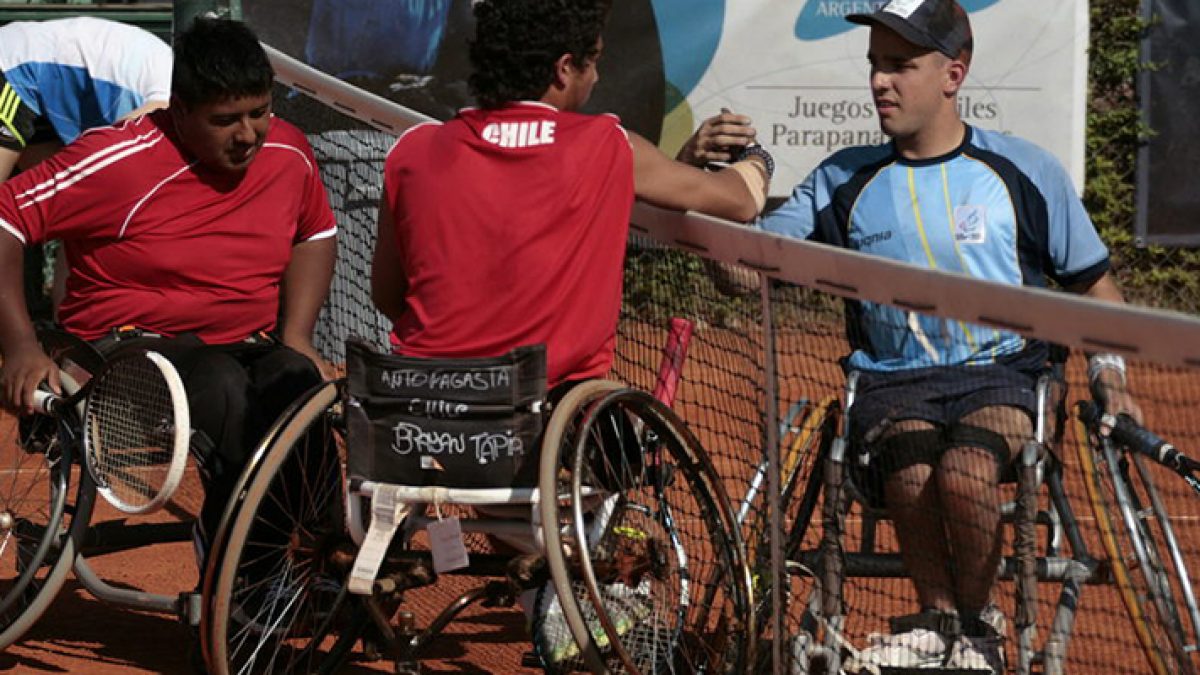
[0,84,27,147]
[939,164,980,352]
[0,86,16,122]
[907,167,938,269]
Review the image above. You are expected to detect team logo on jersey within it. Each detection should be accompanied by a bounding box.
[481,120,557,149]
[954,205,987,244]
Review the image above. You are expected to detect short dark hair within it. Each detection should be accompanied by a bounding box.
[172,18,273,108]
[469,0,610,109]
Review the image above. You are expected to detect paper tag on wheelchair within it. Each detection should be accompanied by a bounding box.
[428,517,469,573]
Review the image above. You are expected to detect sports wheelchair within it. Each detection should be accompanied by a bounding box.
[0,329,204,651]
[777,360,1100,675]
[198,338,754,674]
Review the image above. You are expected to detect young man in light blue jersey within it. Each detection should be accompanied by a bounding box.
[755,0,1141,671]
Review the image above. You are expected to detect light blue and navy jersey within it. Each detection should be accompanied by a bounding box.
[761,126,1108,372]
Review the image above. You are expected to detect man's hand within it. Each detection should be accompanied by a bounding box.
[676,109,757,167]
[1092,368,1144,435]
[1,340,58,414]
[284,337,338,381]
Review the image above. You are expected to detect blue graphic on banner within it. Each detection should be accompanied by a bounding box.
[305,0,452,79]
[650,0,724,101]
[794,0,999,41]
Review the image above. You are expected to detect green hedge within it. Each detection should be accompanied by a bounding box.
[1087,0,1200,312]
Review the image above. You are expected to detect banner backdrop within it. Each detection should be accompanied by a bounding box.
[245,0,1089,197]
[659,0,1090,195]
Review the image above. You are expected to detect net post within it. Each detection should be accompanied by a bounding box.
[761,272,782,674]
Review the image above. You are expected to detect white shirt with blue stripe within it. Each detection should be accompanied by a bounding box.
[0,17,172,144]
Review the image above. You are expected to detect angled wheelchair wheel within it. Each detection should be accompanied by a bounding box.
[771,399,837,638]
[538,382,753,674]
[0,340,99,649]
[204,381,365,675]
[1076,420,1195,675]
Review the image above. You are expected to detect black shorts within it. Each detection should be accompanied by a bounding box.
[848,350,1042,450]
[0,72,42,151]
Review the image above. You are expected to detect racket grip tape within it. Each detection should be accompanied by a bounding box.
[32,390,61,415]
[1079,400,1194,474]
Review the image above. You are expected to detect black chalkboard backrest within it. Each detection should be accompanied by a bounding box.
[344,337,547,488]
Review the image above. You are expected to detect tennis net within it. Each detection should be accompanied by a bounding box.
[267,43,1200,674]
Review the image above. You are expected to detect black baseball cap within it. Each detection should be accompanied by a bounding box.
[847,0,973,59]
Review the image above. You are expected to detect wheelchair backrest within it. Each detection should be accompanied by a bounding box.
[344,338,547,488]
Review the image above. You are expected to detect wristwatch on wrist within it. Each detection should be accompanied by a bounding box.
[734,142,775,180]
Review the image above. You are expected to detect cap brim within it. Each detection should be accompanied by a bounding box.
[846,12,942,54]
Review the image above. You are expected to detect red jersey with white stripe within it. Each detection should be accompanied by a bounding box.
[0,110,336,343]
[384,102,634,387]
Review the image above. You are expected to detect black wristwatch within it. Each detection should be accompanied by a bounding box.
[734,142,775,180]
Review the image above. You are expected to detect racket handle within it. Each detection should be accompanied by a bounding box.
[32,390,61,415]
[653,317,694,407]
[1079,401,1194,474]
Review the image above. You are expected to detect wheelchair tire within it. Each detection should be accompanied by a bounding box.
[539,383,753,674]
[1077,422,1195,675]
[0,364,97,649]
[204,380,365,675]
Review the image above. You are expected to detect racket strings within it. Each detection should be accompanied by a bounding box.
[87,356,178,507]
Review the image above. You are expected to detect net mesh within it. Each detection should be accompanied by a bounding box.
[271,51,1200,674]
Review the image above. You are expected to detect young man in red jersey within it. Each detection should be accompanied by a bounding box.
[0,18,336,560]
[370,0,771,667]
[372,0,769,392]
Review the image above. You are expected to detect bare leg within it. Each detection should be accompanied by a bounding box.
[882,420,955,612]
[939,405,1029,614]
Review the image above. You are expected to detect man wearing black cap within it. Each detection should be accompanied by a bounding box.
[759,0,1140,671]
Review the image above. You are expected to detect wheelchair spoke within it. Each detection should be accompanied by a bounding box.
[209,382,355,675]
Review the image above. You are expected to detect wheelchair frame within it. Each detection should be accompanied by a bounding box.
[777,369,1101,675]
[2,326,754,675]
[1073,407,1200,675]
[199,374,754,675]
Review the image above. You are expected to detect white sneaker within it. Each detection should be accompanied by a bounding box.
[946,634,1005,673]
[946,605,1006,673]
[981,604,1007,636]
[844,628,949,672]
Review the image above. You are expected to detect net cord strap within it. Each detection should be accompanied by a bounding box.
[627,204,1200,369]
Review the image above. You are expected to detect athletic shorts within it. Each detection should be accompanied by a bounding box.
[0,72,41,151]
[852,348,1040,452]
[845,351,1043,506]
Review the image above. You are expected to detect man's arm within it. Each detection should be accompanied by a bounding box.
[0,147,20,183]
[279,236,336,379]
[117,99,169,124]
[371,192,407,326]
[1068,271,1143,426]
[0,232,58,412]
[630,132,767,222]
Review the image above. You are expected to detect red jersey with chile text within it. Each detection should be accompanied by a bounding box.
[384,102,635,387]
[0,111,336,343]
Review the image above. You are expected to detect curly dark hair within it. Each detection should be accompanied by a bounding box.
[469,0,611,109]
[172,18,274,108]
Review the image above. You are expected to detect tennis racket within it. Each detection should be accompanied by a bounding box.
[1079,401,1200,495]
[36,349,190,515]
